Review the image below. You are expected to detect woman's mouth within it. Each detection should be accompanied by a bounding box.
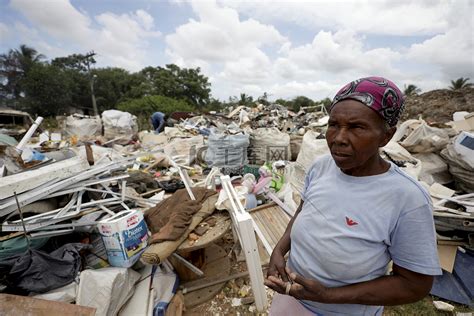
[332,151,351,158]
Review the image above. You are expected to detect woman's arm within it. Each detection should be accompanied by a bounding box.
[267,263,433,305]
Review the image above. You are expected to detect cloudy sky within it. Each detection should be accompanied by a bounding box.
[1,0,473,101]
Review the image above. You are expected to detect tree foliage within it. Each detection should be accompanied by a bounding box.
[449,77,472,90]
[93,67,135,111]
[22,63,72,116]
[51,53,96,73]
[117,95,194,117]
[1,45,214,117]
[404,84,421,96]
[0,44,45,102]
[292,96,314,111]
[133,64,211,108]
[238,93,254,106]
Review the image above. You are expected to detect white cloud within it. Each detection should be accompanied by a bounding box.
[269,80,341,100]
[223,0,455,36]
[274,30,402,81]
[408,29,474,80]
[166,0,287,85]
[10,0,92,43]
[406,2,474,81]
[9,0,161,71]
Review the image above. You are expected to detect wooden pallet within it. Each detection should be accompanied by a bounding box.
[248,203,291,254]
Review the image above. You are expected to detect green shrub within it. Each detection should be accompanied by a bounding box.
[117,95,196,130]
[117,95,194,117]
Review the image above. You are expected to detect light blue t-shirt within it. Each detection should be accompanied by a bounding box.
[288,154,442,316]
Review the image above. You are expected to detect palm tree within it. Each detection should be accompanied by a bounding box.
[239,93,253,106]
[449,77,472,90]
[403,84,421,96]
[16,44,45,71]
[0,44,45,99]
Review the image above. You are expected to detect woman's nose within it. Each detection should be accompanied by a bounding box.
[333,127,349,145]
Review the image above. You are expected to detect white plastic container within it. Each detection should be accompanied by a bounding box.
[98,210,149,268]
[454,131,474,168]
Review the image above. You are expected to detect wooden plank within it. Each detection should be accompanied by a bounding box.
[0,294,96,316]
[183,244,230,308]
[250,205,290,251]
[165,291,184,316]
[258,207,284,245]
[267,206,290,233]
[253,211,275,249]
[437,245,457,273]
[253,211,278,249]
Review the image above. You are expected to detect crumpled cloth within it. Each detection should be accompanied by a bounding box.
[0,243,90,294]
[141,194,218,264]
[145,187,217,243]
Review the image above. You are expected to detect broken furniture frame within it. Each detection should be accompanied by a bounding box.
[220,175,268,312]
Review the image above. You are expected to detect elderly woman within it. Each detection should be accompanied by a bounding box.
[264,77,441,316]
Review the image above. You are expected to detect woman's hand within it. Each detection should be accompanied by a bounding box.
[264,247,291,295]
[266,247,288,281]
[285,267,329,301]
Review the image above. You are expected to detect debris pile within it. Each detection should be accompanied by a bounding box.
[0,100,473,314]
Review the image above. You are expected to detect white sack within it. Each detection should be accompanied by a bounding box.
[164,135,204,165]
[205,133,249,168]
[65,115,102,138]
[76,267,141,316]
[102,110,138,140]
[248,128,291,165]
[295,131,329,172]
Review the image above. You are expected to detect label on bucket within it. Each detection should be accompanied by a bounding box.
[98,210,149,268]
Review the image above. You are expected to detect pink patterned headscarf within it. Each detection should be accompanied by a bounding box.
[330,76,405,127]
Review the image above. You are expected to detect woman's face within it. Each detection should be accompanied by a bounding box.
[326,99,394,176]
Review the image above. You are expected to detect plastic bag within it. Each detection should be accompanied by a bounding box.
[393,119,449,153]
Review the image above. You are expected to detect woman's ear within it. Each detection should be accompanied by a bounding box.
[380,126,397,147]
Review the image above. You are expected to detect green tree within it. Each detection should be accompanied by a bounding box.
[449,77,472,90]
[403,84,421,96]
[117,95,194,130]
[0,44,45,103]
[51,53,96,72]
[93,67,134,111]
[117,95,194,117]
[292,95,314,112]
[257,92,270,106]
[22,63,72,116]
[204,98,224,112]
[275,98,289,108]
[52,53,97,114]
[239,93,253,106]
[133,64,211,108]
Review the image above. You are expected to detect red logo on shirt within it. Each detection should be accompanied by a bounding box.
[345,216,358,226]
